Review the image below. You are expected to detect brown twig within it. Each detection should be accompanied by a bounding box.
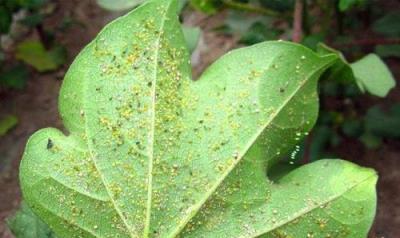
[303,131,313,164]
[292,0,304,43]
[36,24,51,48]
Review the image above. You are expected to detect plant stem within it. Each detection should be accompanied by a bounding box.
[36,24,51,48]
[303,131,313,164]
[292,0,304,43]
[302,0,310,35]
[222,0,280,17]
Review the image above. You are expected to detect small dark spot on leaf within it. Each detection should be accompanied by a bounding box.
[47,139,53,149]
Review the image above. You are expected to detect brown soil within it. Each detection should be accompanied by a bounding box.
[0,0,399,237]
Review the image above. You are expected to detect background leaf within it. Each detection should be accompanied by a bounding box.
[338,0,366,12]
[375,45,400,58]
[190,0,222,14]
[0,5,13,34]
[259,0,294,12]
[318,43,396,97]
[182,25,201,53]
[7,202,57,238]
[0,115,18,136]
[96,0,144,11]
[365,104,400,139]
[15,41,66,72]
[0,64,29,89]
[351,53,396,97]
[372,11,400,37]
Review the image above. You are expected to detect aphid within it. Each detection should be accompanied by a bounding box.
[47,138,53,149]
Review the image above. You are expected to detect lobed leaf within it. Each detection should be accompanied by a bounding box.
[20,0,377,237]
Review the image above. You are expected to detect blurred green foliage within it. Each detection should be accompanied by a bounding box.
[338,0,366,11]
[0,64,29,89]
[16,41,66,72]
[0,0,68,91]
[0,115,18,136]
[7,202,57,238]
[0,0,47,33]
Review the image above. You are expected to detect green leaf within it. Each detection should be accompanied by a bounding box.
[96,0,144,11]
[318,43,396,97]
[307,125,337,161]
[177,0,189,12]
[259,0,294,12]
[338,0,365,11]
[224,12,267,35]
[20,0,377,237]
[360,133,382,149]
[302,33,325,50]
[365,104,400,138]
[7,202,57,238]
[375,44,400,58]
[16,41,66,72]
[0,6,13,34]
[239,22,280,45]
[48,45,67,66]
[19,13,45,27]
[190,0,222,14]
[372,11,400,37]
[0,64,29,89]
[342,119,363,137]
[0,115,18,136]
[317,43,355,84]
[17,0,48,9]
[351,54,396,97]
[222,13,278,45]
[182,25,201,53]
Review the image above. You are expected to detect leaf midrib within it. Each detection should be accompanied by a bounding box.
[169,54,336,237]
[82,1,173,237]
[144,1,174,237]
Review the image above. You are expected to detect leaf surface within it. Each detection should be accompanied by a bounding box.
[20,0,377,237]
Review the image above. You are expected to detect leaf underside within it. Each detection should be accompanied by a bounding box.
[20,0,377,238]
